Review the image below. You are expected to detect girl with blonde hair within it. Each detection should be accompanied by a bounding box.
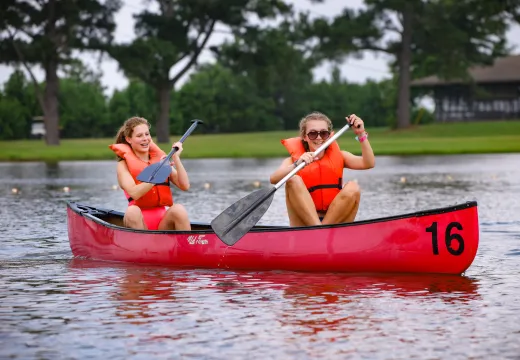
[270,112,375,226]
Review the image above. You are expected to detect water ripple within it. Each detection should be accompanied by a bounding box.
[1,155,520,359]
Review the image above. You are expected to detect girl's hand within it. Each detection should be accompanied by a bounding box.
[347,114,365,136]
[297,152,317,165]
[171,142,183,159]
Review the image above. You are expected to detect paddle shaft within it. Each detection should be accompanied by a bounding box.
[221,122,354,236]
[274,122,354,190]
[146,120,202,181]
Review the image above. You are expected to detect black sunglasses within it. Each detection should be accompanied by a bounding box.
[306,130,331,140]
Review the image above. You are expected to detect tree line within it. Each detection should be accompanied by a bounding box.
[0,0,518,144]
[0,64,416,140]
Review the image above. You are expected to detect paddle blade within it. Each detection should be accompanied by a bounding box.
[211,187,275,246]
[136,162,171,184]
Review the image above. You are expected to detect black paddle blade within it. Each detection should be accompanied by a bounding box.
[136,162,171,184]
[211,187,275,246]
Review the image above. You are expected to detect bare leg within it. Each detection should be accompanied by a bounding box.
[322,181,361,225]
[124,205,147,229]
[285,176,321,227]
[158,203,191,231]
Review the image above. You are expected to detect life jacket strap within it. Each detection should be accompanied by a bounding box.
[307,178,342,193]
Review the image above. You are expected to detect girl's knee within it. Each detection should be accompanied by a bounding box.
[125,205,143,220]
[286,175,305,189]
[167,204,188,220]
[124,205,145,229]
[341,181,361,200]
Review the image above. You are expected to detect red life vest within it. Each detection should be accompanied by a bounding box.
[281,137,344,212]
[109,142,173,209]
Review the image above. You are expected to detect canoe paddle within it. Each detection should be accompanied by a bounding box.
[211,121,358,246]
[136,119,203,184]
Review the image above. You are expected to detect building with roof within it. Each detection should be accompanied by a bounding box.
[411,55,520,122]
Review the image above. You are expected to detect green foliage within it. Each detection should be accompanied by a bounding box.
[215,21,318,130]
[410,0,511,80]
[107,81,158,136]
[1,0,518,140]
[350,0,512,80]
[303,68,396,128]
[0,63,406,140]
[108,0,292,142]
[59,78,109,138]
[0,0,121,144]
[0,96,28,140]
[173,63,277,133]
[0,69,37,139]
[0,0,121,64]
[312,0,517,129]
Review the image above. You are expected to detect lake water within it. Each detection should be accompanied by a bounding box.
[1,154,520,359]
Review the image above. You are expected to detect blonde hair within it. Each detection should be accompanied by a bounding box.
[298,111,332,139]
[298,112,333,151]
[114,116,151,145]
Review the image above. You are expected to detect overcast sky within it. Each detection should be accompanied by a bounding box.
[1,0,519,95]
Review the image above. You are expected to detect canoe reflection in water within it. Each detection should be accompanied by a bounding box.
[67,259,481,337]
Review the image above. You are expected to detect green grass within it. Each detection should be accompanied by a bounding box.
[1,121,520,161]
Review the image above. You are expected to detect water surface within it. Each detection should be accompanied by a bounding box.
[1,154,519,359]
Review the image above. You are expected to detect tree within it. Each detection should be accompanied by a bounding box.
[0,0,121,144]
[315,0,512,128]
[174,63,276,133]
[59,74,109,139]
[303,66,396,128]
[108,80,158,137]
[108,0,291,142]
[0,69,38,139]
[215,16,320,130]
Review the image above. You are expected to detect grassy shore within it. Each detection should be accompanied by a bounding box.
[1,121,519,161]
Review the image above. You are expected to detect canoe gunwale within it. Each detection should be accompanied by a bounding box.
[67,200,478,235]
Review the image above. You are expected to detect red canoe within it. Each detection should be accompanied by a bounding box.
[66,201,479,274]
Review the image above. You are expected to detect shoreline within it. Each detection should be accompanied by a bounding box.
[2,122,519,162]
[1,149,519,163]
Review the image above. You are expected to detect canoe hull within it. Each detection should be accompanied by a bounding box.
[67,201,479,274]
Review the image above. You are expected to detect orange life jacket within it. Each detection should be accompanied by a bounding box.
[281,137,344,212]
[108,142,173,209]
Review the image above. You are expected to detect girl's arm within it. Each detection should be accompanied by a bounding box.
[117,161,155,200]
[169,157,190,191]
[168,141,190,191]
[270,157,297,184]
[342,136,375,170]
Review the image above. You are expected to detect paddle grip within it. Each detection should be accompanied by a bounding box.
[346,114,362,129]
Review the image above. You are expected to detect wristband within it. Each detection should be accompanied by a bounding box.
[355,132,368,142]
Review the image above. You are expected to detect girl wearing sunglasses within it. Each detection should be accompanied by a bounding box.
[270,112,375,226]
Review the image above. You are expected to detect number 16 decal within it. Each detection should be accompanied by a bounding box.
[426,222,465,256]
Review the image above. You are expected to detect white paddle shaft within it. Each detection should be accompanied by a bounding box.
[274,123,352,190]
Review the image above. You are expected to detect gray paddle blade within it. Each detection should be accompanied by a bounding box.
[211,187,275,246]
[136,162,170,184]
